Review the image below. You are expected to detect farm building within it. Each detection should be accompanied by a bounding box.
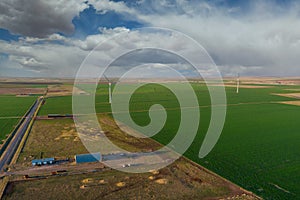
[47,114,73,118]
[75,153,102,164]
[32,158,55,166]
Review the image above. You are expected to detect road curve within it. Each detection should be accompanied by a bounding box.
[0,97,42,171]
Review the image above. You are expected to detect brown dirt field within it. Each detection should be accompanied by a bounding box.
[46,85,88,97]
[224,77,300,86]
[15,119,88,168]
[279,101,300,106]
[213,84,272,89]
[3,158,259,200]
[273,93,300,99]
[0,88,46,95]
[99,115,162,152]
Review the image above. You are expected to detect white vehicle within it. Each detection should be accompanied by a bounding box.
[122,163,131,168]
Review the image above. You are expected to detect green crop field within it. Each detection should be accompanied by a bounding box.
[0,96,36,141]
[125,83,300,200]
[36,82,300,199]
[0,83,48,88]
[39,96,73,115]
[38,84,113,115]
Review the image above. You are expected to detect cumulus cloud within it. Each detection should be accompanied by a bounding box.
[20,33,68,44]
[73,27,130,51]
[0,39,86,76]
[0,27,213,77]
[0,0,88,37]
[88,0,135,15]
[84,0,300,76]
[1,0,300,77]
[125,0,300,76]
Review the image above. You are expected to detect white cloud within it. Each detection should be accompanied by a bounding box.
[0,39,86,76]
[88,0,136,14]
[20,33,68,43]
[73,27,130,51]
[0,27,214,77]
[112,0,300,76]
[1,0,300,77]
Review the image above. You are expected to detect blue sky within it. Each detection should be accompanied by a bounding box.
[0,2,144,41]
[0,29,20,41]
[0,0,295,41]
[71,5,144,39]
[0,0,299,77]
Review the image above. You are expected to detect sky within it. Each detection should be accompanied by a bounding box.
[0,0,299,78]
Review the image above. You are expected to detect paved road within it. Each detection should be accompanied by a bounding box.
[0,97,42,171]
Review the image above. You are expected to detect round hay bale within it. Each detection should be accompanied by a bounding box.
[82,178,94,183]
[116,182,126,187]
[155,179,168,185]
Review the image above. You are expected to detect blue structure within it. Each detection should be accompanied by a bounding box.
[32,158,55,166]
[75,153,101,164]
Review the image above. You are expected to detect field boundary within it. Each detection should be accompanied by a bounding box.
[0,176,9,198]
[0,99,36,156]
[10,98,43,165]
[182,156,262,199]
[104,115,262,199]
[0,97,42,199]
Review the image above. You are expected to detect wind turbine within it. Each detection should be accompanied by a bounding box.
[103,75,112,104]
[236,73,240,94]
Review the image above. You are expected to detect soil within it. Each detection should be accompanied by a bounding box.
[279,101,300,106]
[0,88,46,95]
[273,93,300,99]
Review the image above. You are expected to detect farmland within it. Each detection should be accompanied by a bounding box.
[0,96,36,141]
[5,158,253,200]
[127,83,300,199]
[126,83,300,200]
[75,82,298,200]
[7,114,257,200]
[17,81,300,199]
[189,103,300,200]
[38,96,73,115]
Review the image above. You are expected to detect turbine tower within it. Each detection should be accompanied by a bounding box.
[236,73,240,94]
[104,75,112,104]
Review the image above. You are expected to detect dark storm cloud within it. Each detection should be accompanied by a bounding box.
[110,48,187,67]
[0,0,87,38]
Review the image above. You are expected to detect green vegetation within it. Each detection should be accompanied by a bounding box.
[0,96,36,140]
[0,83,48,88]
[14,113,256,200]
[39,96,72,115]
[189,103,300,200]
[126,84,299,200]
[38,84,111,115]
[33,82,300,199]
